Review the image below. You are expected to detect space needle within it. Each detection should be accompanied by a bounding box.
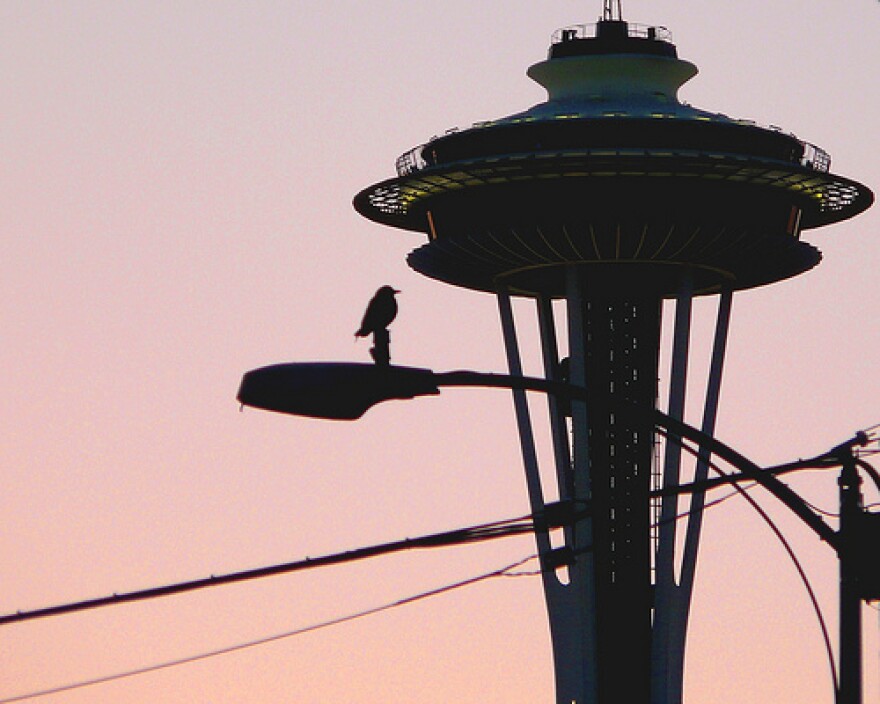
[350,1,873,702]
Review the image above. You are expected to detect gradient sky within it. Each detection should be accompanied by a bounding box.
[2,2,880,702]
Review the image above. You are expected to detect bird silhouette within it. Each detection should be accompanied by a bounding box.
[355,285,399,338]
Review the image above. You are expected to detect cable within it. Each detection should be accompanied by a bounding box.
[0,513,539,626]
[860,421,880,440]
[856,459,880,493]
[649,483,757,531]
[655,428,838,694]
[667,484,756,525]
[711,465,839,694]
[651,430,843,500]
[0,555,538,704]
[801,498,840,519]
[0,485,748,702]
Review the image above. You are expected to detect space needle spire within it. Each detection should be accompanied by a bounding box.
[603,0,623,22]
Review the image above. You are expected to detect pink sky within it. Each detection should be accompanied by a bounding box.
[2,1,880,702]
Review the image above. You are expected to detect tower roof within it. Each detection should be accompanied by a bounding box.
[549,20,677,59]
[354,17,873,298]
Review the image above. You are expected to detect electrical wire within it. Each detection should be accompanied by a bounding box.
[650,481,758,530]
[655,428,839,694]
[709,464,838,693]
[0,555,539,704]
[860,421,880,440]
[0,490,730,703]
[650,432,844,500]
[801,498,840,519]
[3,472,748,630]
[0,479,750,702]
[661,484,756,526]
[0,513,539,627]
[5,424,863,701]
[856,459,880,493]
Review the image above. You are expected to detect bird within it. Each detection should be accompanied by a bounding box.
[355,285,400,338]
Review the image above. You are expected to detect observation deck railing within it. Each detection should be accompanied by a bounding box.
[802,141,831,172]
[395,146,427,176]
[394,123,831,178]
[551,22,673,44]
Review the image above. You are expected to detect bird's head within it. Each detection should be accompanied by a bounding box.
[378,285,400,296]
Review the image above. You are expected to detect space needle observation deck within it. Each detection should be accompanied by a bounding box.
[355,17,872,298]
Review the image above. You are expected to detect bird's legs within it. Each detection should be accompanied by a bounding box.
[370,329,391,366]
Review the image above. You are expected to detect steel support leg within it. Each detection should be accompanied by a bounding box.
[652,276,694,704]
[497,285,594,704]
[664,288,733,704]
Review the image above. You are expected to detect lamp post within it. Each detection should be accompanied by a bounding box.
[238,360,877,704]
[237,361,837,547]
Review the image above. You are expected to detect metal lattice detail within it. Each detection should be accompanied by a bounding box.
[582,296,659,701]
[406,222,821,297]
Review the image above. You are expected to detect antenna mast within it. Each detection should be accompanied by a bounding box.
[603,0,623,21]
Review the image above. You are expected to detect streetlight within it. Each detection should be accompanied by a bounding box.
[238,360,879,704]
[237,361,837,545]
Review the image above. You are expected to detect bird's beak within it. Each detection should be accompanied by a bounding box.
[394,289,401,293]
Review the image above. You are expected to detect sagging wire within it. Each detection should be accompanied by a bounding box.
[654,427,878,523]
[0,555,539,704]
[664,484,756,526]
[0,480,755,702]
[654,427,839,694]
[801,498,840,520]
[856,459,880,494]
[8,422,872,702]
[0,513,539,627]
[731,480,837,693]
[653,451,845,500]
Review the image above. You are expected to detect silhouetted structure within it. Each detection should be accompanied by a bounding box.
[356,285,399,366]
[354,9,871,704]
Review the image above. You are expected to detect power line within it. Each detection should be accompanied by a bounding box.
[656,427,839,695]
[0,464,775,632]
[0,513,538,627]
[711,464,839,694]
[801,497,840,519]
[0,480,750,702]
[2,439,851,701]
[0,555,539,704]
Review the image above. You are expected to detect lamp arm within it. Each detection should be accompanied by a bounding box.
[433,369,839,550]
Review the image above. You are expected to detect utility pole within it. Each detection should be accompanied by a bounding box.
[838,438,865,704]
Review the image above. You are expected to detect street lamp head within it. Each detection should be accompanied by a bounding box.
[237,362,440,420]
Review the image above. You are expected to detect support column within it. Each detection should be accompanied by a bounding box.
[537,295,574,505]
[570,268,660,703]
[564,268,599,704]
[497,285,593,704]
[664,288,734,704]
[652,276,694,704]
